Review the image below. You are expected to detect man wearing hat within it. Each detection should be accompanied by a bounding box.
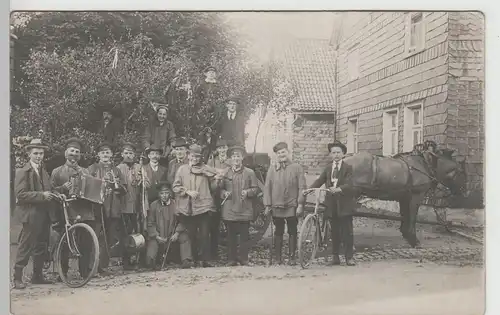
[263,141,306,265]
[146,182,193,270]
[100,105,122,146]
[220,145,260,266]
[88,142,127,274]
[13,139,59,289]
[172,144,224,267]
[142,145,169,205]
[116,142,142,270]
[167,138,189,185]
[308,140,358,266]
[215,96,245,146]
[142,103,176,167]
[206,138,231,260]
[50,138,97,279]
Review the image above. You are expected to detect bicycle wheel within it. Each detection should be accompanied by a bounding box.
[298,214,320,269]
[54,223,100,288]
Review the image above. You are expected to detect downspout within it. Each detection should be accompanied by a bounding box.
[332,14,343,142]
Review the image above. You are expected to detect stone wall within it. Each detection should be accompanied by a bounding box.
[446,12,484,207]
[292,114,335,175]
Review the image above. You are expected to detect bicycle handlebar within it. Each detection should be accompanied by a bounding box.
[302,188,333,195]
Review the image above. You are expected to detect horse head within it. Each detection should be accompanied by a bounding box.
[434,149,467,197]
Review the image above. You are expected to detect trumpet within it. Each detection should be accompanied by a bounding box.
[105,168,120,190]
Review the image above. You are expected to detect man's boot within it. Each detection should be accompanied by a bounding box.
[13,267,26,290]
[31,256,53,284]
[274,235,283,265]
[288,236,297,266]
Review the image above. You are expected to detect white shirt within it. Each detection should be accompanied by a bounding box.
[331,160,343,187]
[227,112,236,120]
[150,162,159,172]
[31,161,41,176]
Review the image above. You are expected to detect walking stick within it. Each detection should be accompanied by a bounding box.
[269,209,273,266]
[161,221,179,269]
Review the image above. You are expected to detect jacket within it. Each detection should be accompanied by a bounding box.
[220,167,260,221]
[142,163,168,204]
[263,161,306,209]
[142,119,176,156]
[167,156,188,185]
[147,199,185,239]
[116,162,142,214]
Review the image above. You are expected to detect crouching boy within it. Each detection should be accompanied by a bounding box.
[146,182,193,269]
[220,145,260,266]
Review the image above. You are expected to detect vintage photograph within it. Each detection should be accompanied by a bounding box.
[9,11,484,314]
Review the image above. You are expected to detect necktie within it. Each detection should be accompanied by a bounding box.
[332,162,339,181]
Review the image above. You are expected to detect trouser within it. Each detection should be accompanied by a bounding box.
[225,220,250,263]
[94,215,121,270]
[178,212,211,263]
[15,213,51,269]
[272,217,298,237]
[209,211,221,259]
[59,220,96,277]
[121,213,138,266]
[329,215,354,259]
[145,232,192,266]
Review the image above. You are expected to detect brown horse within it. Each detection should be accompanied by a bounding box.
[344,149,467,247]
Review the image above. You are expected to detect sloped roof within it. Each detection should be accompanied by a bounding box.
[278,38,337,112]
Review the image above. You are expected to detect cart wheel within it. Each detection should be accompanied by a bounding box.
[298,214,320,269]
[54,223,100,288]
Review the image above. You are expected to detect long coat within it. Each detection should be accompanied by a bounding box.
[100,118,122,146]
[309,162,358,217]
[142,119,176,156]
[87,163,127,218]
[216,111,245,145]
[50,162,95,221]
[14,162,56,224]
[220,167,260,221]
[116,162,142,214]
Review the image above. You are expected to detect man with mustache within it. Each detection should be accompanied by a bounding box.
[13,139,59,289]
[116,142,142,270]
[50,138,96,279]
[264,142,306,266]
[172,144,224,267]
[88,142,127,275]
[167,138,189,185]
[206,138,231,260]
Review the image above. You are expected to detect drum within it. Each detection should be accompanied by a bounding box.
[69,174,106,204]
[125,233,146,252]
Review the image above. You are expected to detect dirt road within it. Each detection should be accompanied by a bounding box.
[11,260,484,315]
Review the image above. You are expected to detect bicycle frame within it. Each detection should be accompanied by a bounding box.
[60,198,83,257]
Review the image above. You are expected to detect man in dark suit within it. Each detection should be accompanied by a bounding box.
[307,140,358,266]
[215,96,245,146]
[100,105,122,146]
[13,139,60,289]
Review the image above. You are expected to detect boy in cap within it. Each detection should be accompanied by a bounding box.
[172,144,224,267]
[116,142,142,270]
[308,140,358,266]
[142,145,169,205]
[220,145,260,265]
[146,182,193,269]
[167,138,189,185]
[51,138,96,278]
[13,139,59,289]
[142,104,176,166]
[263,142,306,265]
[206,138,232,260]
[88,142,127,274]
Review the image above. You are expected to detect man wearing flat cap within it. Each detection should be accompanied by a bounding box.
[172,144,224,267]
[263,141,306,266]
[88,142,127,274]
[116,142,142,270]
[51,137,97,279]
[142,145,169,206]
[167,138,189,185]
[308,140,358,266]
[220,145,260,265]
[215,96,245,146]
[206,138,232,260]
[142,104,177,167]
[13,139,59,289]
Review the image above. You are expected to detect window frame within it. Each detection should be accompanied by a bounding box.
[347,44,360,82]
[403,102,424,151]
[347,117,359,153]
[383,108,399,156]
[405,12,426,56]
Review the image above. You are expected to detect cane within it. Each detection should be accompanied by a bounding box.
[269,209,273,266]
[161,221,179,269]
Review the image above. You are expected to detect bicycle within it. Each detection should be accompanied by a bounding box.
[298,188,334,269]
[52,196,100,288]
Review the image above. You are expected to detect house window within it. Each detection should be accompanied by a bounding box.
[347,45,360,81]
[403,103,423,151]
[383,109,399,156]
[406,12,425,54]
[347,118,359,153]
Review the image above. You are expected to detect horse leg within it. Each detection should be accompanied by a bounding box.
[407,193,425,248]
[398,197,410,241]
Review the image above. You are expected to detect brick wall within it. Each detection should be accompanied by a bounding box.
[446,12,484,206]
[336,12,450,155]
[292,114,335,175]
